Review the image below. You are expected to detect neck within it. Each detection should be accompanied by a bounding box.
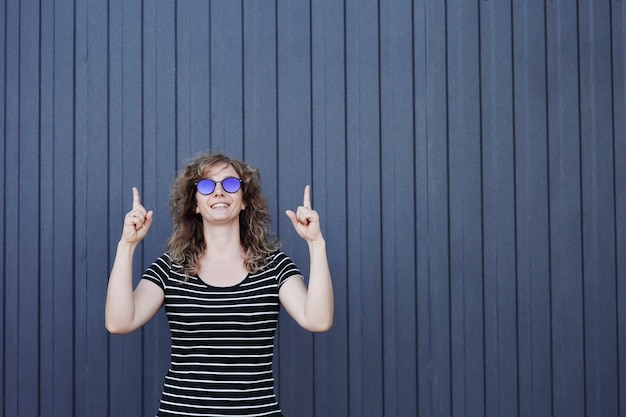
[202,221,242,259]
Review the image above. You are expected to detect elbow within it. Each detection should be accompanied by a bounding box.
[105,321,122,334]
[312,322,333,333]
[307,316,334,333]
[105,305,140,334]
[305,305,334,332]
[105,318,133,335]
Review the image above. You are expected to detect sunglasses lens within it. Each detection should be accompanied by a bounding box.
[222,177,242,193]
[197,179,216,195]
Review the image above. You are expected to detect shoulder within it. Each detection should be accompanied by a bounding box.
[261,251,302,286]
[142,253,186,289]
[265,250,293,268]
[143,253,170,273]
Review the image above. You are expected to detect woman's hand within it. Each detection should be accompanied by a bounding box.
[121,187,154,245]
[282,185,333,332]
[285,185,323,242]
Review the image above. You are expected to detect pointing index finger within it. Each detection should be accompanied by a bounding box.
[132,187,142,209]
[303,185,311,209]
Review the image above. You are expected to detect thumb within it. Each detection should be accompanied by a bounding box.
[285,210,298,228]
[144,210,154,230]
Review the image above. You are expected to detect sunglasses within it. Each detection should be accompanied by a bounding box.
[195,177,243,195]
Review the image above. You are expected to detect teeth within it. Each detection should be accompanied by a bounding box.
[212,203,229,208]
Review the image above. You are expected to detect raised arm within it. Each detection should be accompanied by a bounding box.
[105,187,163,334]
[281,185,334,332]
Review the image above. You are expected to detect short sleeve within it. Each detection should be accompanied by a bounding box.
[141,253,172,291]
[271,251,303,288]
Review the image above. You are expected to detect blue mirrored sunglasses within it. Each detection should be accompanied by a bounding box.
[195,177,243,195]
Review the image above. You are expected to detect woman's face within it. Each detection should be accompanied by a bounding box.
[194,162,246,224]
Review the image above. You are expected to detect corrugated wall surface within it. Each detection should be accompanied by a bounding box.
[1,1,625,416]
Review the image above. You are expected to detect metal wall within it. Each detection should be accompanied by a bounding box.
[1,1,625,416]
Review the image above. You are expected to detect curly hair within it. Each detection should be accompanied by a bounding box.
[167,152,279,277]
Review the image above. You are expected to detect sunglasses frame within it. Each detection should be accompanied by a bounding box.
[195,177,243,195]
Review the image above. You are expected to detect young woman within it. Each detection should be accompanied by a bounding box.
[105,152,334,417]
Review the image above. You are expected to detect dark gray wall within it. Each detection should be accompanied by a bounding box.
[1,1,625,416]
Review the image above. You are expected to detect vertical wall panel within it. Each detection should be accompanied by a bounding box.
[143,2,179,416]
[513,1,552,416]
[379,0,417,416]
[419,105,452,412]
[579,1,619,416]
[345,0,383,416]
[276,1,315,416]
[479,2,519,417]
[447,2,484,416]
[546,2,585,416]
[0,0,4,405]
[108,0,146,415]
[18,0,40,416]
[310,1,349,415]
[3,2,20,415]
[178,1,212,152]
[2,1,625,416]
[72,1,91,413]
[51,1,76,416]
[415,1,452,416]
[242,0,278,180]
[74,0,110,415]
[614,2,626,415]
[210,1,244,153]
[39,0,55,412]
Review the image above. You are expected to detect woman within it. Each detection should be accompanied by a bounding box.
[105,152,334,417]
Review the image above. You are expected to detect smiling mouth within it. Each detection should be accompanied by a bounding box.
[211,203,230,209]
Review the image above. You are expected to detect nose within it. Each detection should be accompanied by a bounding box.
[212,181,225,195]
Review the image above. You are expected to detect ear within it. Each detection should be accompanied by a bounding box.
[195,204,200,214]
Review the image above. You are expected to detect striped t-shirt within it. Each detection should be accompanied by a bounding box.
[142,251,302,417]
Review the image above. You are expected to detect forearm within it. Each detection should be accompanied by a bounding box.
[105,241,138,333]
[303,238,334,331]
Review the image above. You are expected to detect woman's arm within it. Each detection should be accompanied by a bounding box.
[105,241,164,334]
[281,186,334,332]
[105,187,163,334]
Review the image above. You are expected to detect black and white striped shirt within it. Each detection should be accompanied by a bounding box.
[142,251,302,417]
